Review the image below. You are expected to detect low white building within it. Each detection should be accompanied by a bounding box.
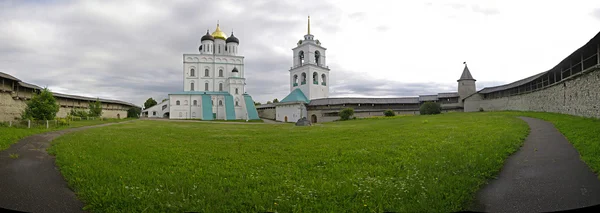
[142,100,170,118]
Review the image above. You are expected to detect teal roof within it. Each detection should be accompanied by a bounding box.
[280,89,309,103]
[169,91,230,95]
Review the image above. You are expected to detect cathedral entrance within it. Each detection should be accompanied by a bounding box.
[284,116,288,122]
[311,114,317,123]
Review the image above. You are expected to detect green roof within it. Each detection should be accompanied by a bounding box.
[280,89,309,103]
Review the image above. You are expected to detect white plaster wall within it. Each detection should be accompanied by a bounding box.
[276,104,306,122]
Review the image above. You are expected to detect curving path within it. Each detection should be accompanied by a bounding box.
[0,121,135,213]
[471,117,600,212]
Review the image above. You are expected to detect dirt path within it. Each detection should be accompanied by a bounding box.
[471,117,600,212]
[0,121,135,213]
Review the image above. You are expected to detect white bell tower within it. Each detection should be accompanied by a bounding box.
[289,16,330,100]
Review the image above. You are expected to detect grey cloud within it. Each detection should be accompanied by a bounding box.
[471,5,500,16]
[592,8,600,20]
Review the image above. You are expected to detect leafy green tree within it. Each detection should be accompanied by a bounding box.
[384,109,396,117]
[127,107,141,118]
[273,98,279,103]
[339,108,354,121]
[22,88,59,120]
[88,98,103,117]
[254,102,261,106]
[69,108,88,117]
[144,98,158,109]
[419,102,441,115]
[161,98,168,103]
[266,101,272,104]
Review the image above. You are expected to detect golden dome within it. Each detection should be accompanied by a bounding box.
[211,23,227,40]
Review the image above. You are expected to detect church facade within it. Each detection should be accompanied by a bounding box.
[258,17,474,123]
[144,23,259,120]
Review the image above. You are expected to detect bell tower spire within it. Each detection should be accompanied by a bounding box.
[307,16,311,35]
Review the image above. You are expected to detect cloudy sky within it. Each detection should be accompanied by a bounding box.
[2,0,600,106]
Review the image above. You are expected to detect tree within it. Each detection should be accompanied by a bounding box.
[144,98,158,109]
[161,98,168,103]
[384,109,396,117]
[267,101,272,104]
[22,88,59,120]
[88,98,103,117]
[127,107,141,118]
[419,102,441,115]
[339,108,354,121]
[273,98,279,103]
[254,102,261,106]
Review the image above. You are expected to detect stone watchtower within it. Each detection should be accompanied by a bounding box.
[458,62,476,102]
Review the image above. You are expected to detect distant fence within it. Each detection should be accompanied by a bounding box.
[0,117,110,129]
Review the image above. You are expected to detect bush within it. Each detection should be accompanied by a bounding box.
[339,108,354,121]
[22,88,59,120]
[479,107,484,112]
[69,109,89,118]
[127,107,141,118]
[88,99,103,117]
[384,110,396,117]
[419,102,441,115]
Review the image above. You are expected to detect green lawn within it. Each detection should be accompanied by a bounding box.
[0,119,134,151]
[49,112,530,212]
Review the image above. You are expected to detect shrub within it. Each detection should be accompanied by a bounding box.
[22,88,59,120]
[69,109,89,118]
[479,107,484,112]
[339,108,354,121]
[384,110,396,117]
[127,107,141,118]
[88,99,103,117]
[419,102,441,115]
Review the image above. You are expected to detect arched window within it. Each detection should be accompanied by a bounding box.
[315,51,320,65]
[219,83,223,91]
[190,69,195,77]
[235,88,239,94]
[205,82,209,91]
[190,82,195,91]
[219,69,223,77]
[313,72,318,84]
[162,105,167,111]
[204,69,209,77]
[299,51,304,66]
[301,72,307,85]
[321,74,327,86]
[176,100,180,106]
[219,100,223,106]
[193,100,198,106]
[235,101,239,106]
[184,100,188,105]
[293,75,298,86]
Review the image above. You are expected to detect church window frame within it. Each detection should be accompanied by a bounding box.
[205,82,209,91]
[204,69,209,77]
[190,68,195,77]
[293,75,298,86]
[235,88,239,94]
[313,72,319,85]
[190,82,195,91]
[321,74,327,86]
[219,100,223,106]
[219,69,224,77]
[219,83,223,91]
[176,100,180,106]
[184,100,188,106]
[315,50,321,66]
[301,72,307,85]
[193,100,198,106]
[298,51,305,66]
[235,100,239,106]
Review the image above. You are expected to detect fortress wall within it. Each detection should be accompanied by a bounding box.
[465,68,600,118]
[0,93,27,121]
[257,107,276,120]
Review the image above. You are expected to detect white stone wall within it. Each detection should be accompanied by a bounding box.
[464,68,600,118]
[183,54,245,93]
[276,103,306,122]
[0,93,27,121]
[144,101,170,118]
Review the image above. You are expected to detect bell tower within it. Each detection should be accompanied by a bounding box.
[289,16,330,100]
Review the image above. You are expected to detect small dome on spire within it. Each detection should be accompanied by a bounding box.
[201,30,214,41]
[226,32,239,44]
[232,67,239,72]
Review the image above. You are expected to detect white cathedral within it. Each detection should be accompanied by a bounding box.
[142,23,260,120]
[275,16,330,122]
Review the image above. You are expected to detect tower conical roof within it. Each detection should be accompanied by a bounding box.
[458,62,476,81]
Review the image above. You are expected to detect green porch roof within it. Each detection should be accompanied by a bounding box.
[280,88,309,103]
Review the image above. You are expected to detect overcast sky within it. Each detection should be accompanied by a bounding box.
[2,0,600,106]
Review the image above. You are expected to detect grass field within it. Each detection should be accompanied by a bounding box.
[49,112,530,212]
[0,119,134,151]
